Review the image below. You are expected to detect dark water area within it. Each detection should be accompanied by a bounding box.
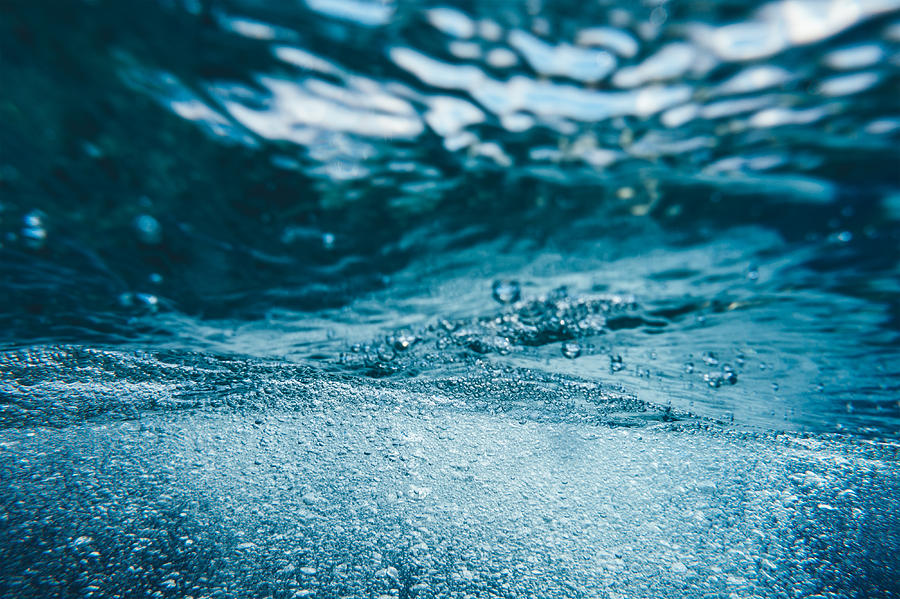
[2,1,900,597]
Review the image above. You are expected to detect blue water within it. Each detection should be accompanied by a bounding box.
[1,0,900,597]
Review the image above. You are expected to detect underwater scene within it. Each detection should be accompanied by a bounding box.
[2,0,900,597]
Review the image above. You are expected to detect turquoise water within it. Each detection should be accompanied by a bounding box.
[1,0,900,597]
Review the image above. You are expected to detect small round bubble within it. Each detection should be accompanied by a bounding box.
[610,354,624,372]
[134,214,162,244]
[561,341,582,359]
[492,280,521,304]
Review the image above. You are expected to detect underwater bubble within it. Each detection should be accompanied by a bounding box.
[148,273,163,285]
[21,210,47,249]
[561,341,582,359]
[684,361,695,374]
[492,280,521,304]
[610,354,624,372]
[835,231,853,243]
[134,214,162,244]
[702,352,719,366]
[377,344,396,362]
[23,210,44,228]
[722,366,738,385]
[703,365,738,388]
[322,232,335,249]
[390,331,417,352]
[136,293,159,312]
[704,373,723,388]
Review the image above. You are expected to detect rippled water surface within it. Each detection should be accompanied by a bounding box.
[2,0,900,597]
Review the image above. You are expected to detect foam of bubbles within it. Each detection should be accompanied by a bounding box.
[1,346,898,598]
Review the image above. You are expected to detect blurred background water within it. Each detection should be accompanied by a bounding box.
[3,1,900,597]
